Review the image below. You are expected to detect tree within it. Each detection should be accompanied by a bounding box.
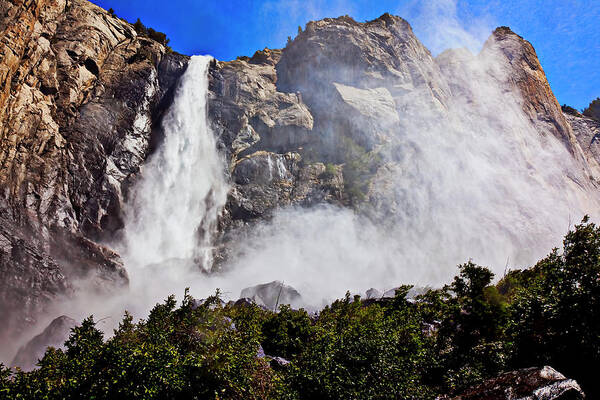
[583,97,600,120]
[561,104,580,116]
[133,18,146,35]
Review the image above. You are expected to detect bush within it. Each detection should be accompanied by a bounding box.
[507,216,600,396]
[339,136,382,205]
[320,163,338,180]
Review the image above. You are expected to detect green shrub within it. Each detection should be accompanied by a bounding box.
[320,163,338,180]
[339,136,382,205]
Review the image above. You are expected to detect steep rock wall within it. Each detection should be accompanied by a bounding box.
[0,0,187,346]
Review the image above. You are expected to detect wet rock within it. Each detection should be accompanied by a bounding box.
[240,280,302,311]
[207,38,345,256]
[11,316,77,371]
[566,113,600,173]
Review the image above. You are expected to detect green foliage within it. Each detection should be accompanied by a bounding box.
[339,136,382,205]
[583,97,600,120]
[507,216,600,396]
[133,18,145,34]
[285,290,435,399]
[261,306,313,360]
[1,292,276,399]
[3,219,600,398]
[320,163,338,180]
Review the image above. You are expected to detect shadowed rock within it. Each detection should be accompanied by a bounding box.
[11,316,77,371]
[366,288,382,299]
[240,281,302,311]
[0,0,188,345]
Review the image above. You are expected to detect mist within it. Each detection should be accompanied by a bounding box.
[218,0,600,302]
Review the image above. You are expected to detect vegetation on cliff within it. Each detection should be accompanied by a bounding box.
[2,218,599,399]
[583,97,600,120]
[107,5,173,52]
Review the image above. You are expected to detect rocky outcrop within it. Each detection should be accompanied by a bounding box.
[479,27,600,178]
[11,315,77,371]
[0,0,187,346]
[208,49,345,225]
[207,47,345,262]
[566,113,600,174]
[0,219,72,342]
[436,27,600,185]
[448,366,585,399]
[275,13,450,179]
[277,13,450,121]
[240,280,302,310]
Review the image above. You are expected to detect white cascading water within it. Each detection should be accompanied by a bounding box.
[121,55,228,295]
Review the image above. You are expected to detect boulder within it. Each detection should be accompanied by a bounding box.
[240,281,302,311]
[366,288,382,299]
[448,366,585,400]
[11,316,77,371]
[234,297,258,307]
[269,356,290,369]
[256,344,266,359]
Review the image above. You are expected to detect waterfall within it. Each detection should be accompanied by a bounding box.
[122,55,228,277]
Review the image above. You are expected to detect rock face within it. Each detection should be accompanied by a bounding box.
[448,366,585,400]
[11,315,77,371]
[0,0,187,349]
[480,28,600,178]
[209,15,600,228]
[566,113,600,171]
[208,49,345,231]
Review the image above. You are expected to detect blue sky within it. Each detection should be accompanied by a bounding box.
[91,0,599,110]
